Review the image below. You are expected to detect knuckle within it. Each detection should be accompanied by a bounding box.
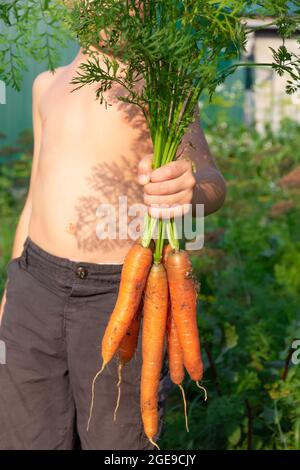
[165,165,174,178]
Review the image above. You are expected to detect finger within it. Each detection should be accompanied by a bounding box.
[150,160,192,183]
[148,203,192,220]
[138,154,153,185]
[144,172,195,196]
[144,189,193,207]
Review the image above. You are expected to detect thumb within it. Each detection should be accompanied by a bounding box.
[137,154,153,185]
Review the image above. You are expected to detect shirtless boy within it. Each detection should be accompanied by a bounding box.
[0,2,226,450]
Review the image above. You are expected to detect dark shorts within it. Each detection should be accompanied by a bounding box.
[0,237,172,450]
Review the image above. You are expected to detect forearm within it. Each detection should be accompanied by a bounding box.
[192,167,227,217]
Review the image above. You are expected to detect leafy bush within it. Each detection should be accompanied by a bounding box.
[0,0,72,90]
[0,131,32,289]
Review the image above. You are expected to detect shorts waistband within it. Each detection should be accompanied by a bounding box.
[21,237,123,278]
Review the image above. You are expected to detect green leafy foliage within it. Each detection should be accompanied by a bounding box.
[1,1,300,94]
[0,0,73,90]
[70,1,246,156]
[0,132,32,287]
[69,1,300,110]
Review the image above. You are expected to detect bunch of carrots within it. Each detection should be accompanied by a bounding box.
[87,238,206,449]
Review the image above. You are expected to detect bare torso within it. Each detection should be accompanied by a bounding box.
[29,52,152,263]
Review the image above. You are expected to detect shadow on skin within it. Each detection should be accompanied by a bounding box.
[72,83,153,253]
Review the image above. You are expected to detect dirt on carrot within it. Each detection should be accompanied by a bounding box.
[167,309,184,385]
[166,250,203,382]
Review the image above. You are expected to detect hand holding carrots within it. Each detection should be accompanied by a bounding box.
[138,155,196,219]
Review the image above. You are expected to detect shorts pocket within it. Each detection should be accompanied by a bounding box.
[1,257,25,333]
[6,256,21,274]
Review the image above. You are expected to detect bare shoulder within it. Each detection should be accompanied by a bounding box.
[32,66,68,97]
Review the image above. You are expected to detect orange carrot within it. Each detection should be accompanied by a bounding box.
[167,309,189,432]
[166,250,203,382]
[141,263,169,449]
[167,310,185,385]
[114,305,142,421]
[118,306,142,365]
[101,243,152,367]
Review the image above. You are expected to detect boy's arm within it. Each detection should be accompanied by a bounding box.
[138,107,226,218]
[0,74,44,321]
[182,107,227,216]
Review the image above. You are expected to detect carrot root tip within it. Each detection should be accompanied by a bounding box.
[196,381,208,402]
[86,362,106,432]
[149,438,160,450]
[178,383,189,433]
[113,362,123,422]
